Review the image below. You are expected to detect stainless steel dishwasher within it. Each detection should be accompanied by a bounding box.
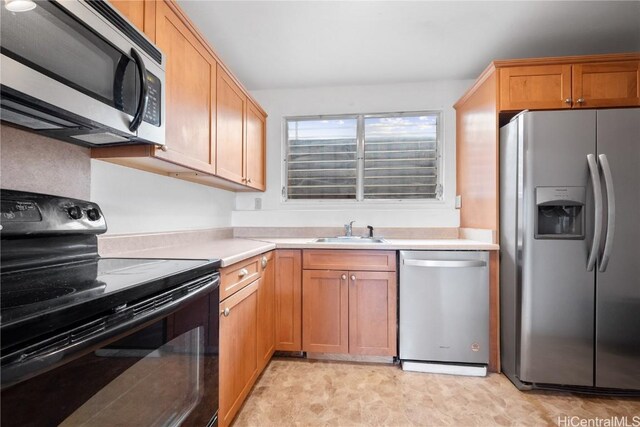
[399,250,489,376]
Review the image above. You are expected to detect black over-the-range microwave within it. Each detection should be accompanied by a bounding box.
[0,0,166,147]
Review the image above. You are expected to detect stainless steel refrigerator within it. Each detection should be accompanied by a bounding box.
[500,108,640,392]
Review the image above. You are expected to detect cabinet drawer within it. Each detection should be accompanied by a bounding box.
[303,250,396,272]
[220,255,261,301]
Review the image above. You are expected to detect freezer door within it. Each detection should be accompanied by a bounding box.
[519,110,597,386]
[595,108,640,390]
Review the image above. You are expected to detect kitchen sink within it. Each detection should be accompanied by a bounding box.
[314,237,387,243]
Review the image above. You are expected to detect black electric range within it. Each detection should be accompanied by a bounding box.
[1,189,221,427]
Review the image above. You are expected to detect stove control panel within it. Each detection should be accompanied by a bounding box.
[0,189,107,236]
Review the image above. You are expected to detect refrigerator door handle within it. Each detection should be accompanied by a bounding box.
[598,154,615,272]
[587,154,603,272]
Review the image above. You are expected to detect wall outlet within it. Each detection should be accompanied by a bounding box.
[455,195,462,209]
[254,198,262,210]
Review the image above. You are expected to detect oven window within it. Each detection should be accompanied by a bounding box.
[0,1,138,115]
[61,327,204,426]
[1,292,219,427]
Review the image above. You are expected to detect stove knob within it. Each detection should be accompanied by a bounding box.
[67,206,83,220]
[87,208,101,221]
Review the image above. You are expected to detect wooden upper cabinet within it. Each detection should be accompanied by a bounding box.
[109,0,145,32]
[499,64,572,111]
[95,1,267,192]
[216,66,247,184]
[275,250,302,352]
[302,270,349,354]
[348,271,397,357]
[245,101,267,191]
[153,1,216,173]
[572,61,640,108]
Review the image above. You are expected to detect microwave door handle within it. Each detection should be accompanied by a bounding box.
[129,48,148,132]
[586,154,603,272]
[598,154,615,272]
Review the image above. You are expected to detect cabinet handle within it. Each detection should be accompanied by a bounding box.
[238,268,249,278]
[341,274,347,280]
[577,98,585,104]
[221,307,230,317]
[261,256,268,268]
[564,98,572,105]
[351,275,356,281]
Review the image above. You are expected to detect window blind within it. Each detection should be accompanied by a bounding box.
[363,114,439,199]
[284,112,441,201]
[286,118,357,199]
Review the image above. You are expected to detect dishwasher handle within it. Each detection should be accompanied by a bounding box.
[403,259,487,268]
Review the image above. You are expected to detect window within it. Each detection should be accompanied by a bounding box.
[284,112,441,201]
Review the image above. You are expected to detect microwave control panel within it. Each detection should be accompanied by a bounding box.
[143,72,161,127]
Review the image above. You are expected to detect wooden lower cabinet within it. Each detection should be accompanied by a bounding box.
[219,280,259,427]
[257,252,276,371]
[348,271,397,356]
[274,250,302,351]
[302,262,398,357]
[302,270,349,354]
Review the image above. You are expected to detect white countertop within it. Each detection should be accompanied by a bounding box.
[111,237,498,267]
[249,237,498,251]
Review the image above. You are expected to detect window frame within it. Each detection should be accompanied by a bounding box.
[282,110,444,204]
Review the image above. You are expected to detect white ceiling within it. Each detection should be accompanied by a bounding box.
[178,1,640,90]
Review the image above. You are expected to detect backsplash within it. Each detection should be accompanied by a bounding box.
[0,124,91,200]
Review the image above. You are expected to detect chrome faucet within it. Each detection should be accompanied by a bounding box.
[344,221,355,237]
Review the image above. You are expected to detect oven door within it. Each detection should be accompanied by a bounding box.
[0,0,165,145]
[0,285,218,427]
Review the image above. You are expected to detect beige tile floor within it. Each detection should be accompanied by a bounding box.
[233,358,640,427]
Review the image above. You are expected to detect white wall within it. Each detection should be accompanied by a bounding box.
[91,160,235,235]
[233,79,473,228]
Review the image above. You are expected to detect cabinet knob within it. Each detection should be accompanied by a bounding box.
[158,145,168,152]
[577,98,585,104]
[261,256,268,268]
[221,307,230,317]
[341,274,347,280]
[238,268,249,278]
[247,178,252,184]
[351,275,356,281]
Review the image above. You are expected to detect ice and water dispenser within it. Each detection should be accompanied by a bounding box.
[534,187,585,239]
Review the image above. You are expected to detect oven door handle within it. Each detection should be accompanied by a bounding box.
[0,274,219,389]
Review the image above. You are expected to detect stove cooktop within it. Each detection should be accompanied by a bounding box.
[0,257,221,351]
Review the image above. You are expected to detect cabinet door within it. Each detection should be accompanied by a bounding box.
[257,252,275,371]
[573,61,640,108]
[216,66,246,184]
[109,0,145,31]
[348,271,397,356]
[302,270,348,354]
[275,250,302,351]
[219,281,259,427]
[153,2,216,173]
[499,65,572,111]
[245,101,266,191]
